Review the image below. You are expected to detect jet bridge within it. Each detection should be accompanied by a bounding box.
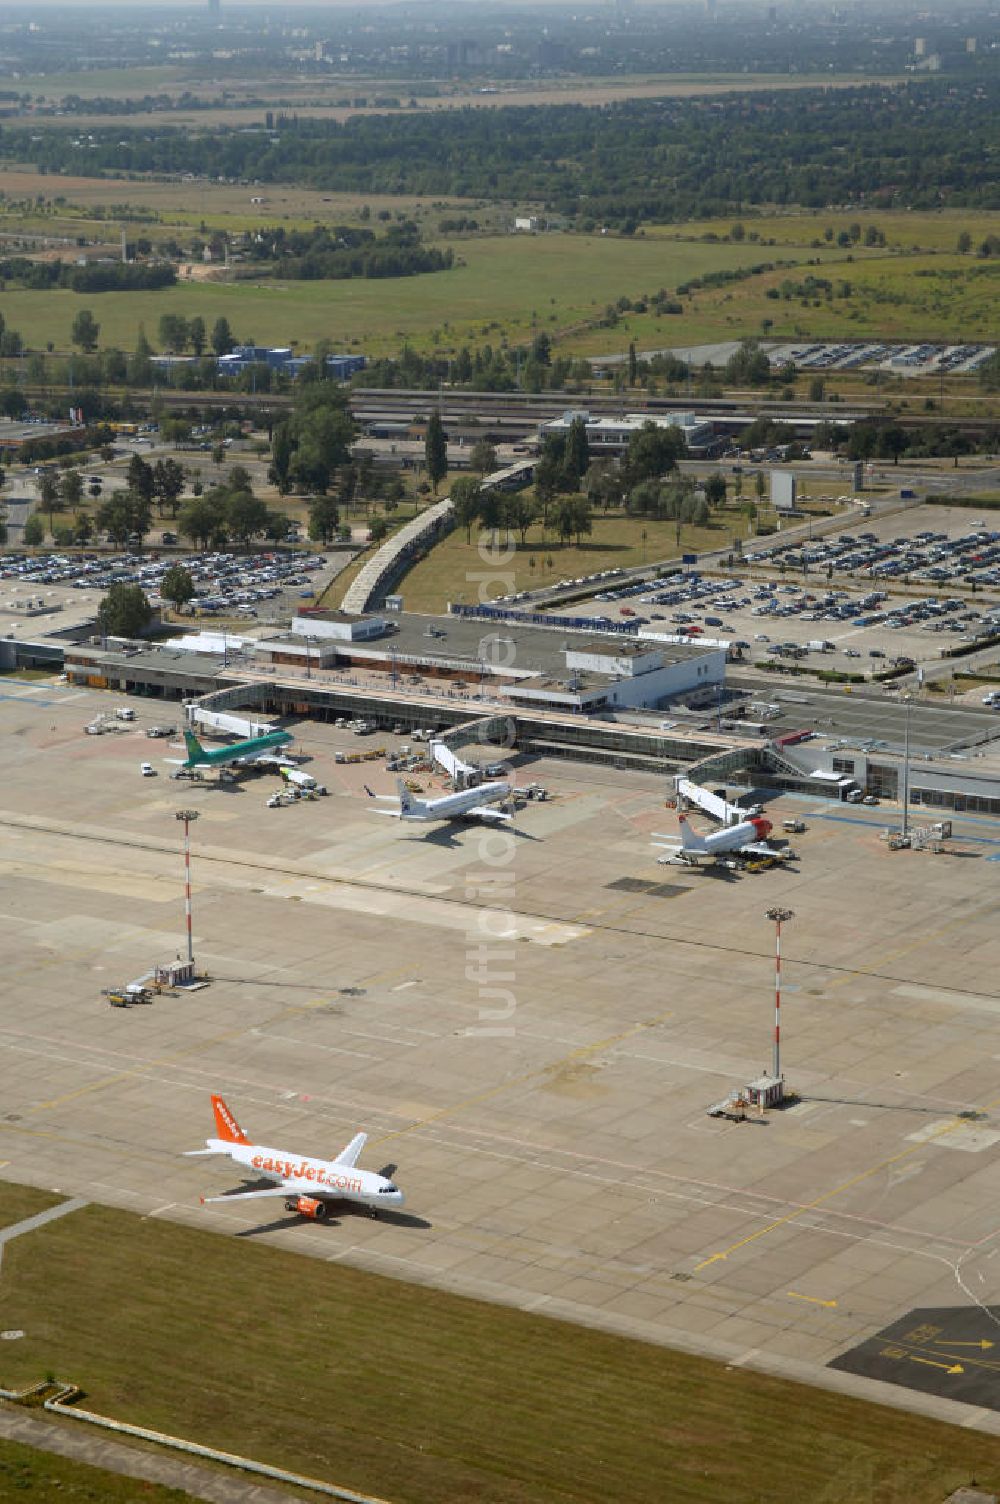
[430,739,478,785]
[674,776,747,828]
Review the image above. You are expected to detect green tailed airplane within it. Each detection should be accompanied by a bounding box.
[179,726,293,771]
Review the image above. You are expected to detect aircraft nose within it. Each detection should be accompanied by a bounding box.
[752,817,772,837]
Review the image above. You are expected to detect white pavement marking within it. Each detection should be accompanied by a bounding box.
[0,1197,88,1271]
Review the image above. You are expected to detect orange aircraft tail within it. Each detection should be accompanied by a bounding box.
[211,1094,250,1145]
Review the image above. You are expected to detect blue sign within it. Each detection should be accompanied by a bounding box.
[682,554,697,565]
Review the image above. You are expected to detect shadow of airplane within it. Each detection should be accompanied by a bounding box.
[219,1171,431,1233]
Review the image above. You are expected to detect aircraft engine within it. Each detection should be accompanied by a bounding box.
[285,1196,328,1220]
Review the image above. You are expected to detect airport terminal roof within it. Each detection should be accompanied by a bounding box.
[352,613,719,677]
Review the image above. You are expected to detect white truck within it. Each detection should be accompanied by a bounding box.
[279,766,327,795]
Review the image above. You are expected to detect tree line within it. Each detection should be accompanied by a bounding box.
[0,256,176,294]
[5,79,999,226]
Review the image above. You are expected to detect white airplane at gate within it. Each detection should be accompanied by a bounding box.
[188,1095,404,1220]
[653,811,774,867]
[367,776,513,825]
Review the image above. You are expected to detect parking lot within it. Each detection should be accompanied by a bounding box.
[558,506,1000,680]
[767,339,996,376]
[4,677,1000,1424]
[0,547,341,636]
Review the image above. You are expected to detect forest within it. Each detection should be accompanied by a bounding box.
[0,258,176,294]
[242,222,454,281]
[3,79,999,226]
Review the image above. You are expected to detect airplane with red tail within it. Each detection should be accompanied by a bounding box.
[188,1095,404,1220]
[652,811,774,866]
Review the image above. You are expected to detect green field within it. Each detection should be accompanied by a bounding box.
[0,1437,195,1502]
[0,234,849,357]
[652,209,1000,254]
[0,212,996,362]
[364,510,764,615]
[0,1185,62,1231]
[569,251,1000,355]
[2,1191,1000,1504]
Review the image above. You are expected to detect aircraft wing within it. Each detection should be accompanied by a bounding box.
[200,1188,292,1204]
[467,807,512,824]
[741,842,775,856]
[334,1131,367,1168]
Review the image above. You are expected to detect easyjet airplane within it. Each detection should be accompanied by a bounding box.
[188,1095,404,1220]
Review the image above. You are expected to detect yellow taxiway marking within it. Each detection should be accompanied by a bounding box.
[694,1104,999,1273]
[909,1357,963,1375]
[787,1291,837,1309]
[931,1340,994,1350]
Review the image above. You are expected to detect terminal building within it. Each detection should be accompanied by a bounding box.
[43,604,1000,814]
[540,410,714,455]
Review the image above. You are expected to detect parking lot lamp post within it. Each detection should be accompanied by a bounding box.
[901,695,911,840]
[176,809,199,967]
[765,907,793,1082]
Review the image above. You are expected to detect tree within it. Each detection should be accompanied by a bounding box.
[755,470,766,502]
[152,458,185,517]
[60,470,84,509]
[97,583,153,639]
[211,316,235,357]
[128,328,154,387]
[127,454,155,506]
[179,494,225,550]
[73,512,93,545]
[449,475,483,543]
[38,472,61,531]
[158,314,189,354]
[369,515,389,544]
[704,472,727,507]
[23,513,45,547]
[627,342,637,387]
[188,316,207,356]
[275,387,355,496]
[269,423,294,492]
[505,492,538,546]
[307,493,341,545]
[585,459,624,512]
[425,410,448,492]
[226,490,269,547]
[563,415,590,490]
[553,495,592,545]
[97,490,152,548]
[160,563,195,613]
[71,309,100,353]
[808,375,826,403]
[469,438,497,476]
[724,339,771,387]
[624,421,685,485]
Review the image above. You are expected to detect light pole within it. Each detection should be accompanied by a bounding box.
[176,809,199,968]
[900,694,911,840]
[765,907,793,1083]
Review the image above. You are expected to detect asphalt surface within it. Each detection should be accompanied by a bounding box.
[831,1304,1000,1412]
[727,678,1000,754]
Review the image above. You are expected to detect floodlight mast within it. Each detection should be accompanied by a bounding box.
[176,809,199,967]
[765,906,793,1081]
